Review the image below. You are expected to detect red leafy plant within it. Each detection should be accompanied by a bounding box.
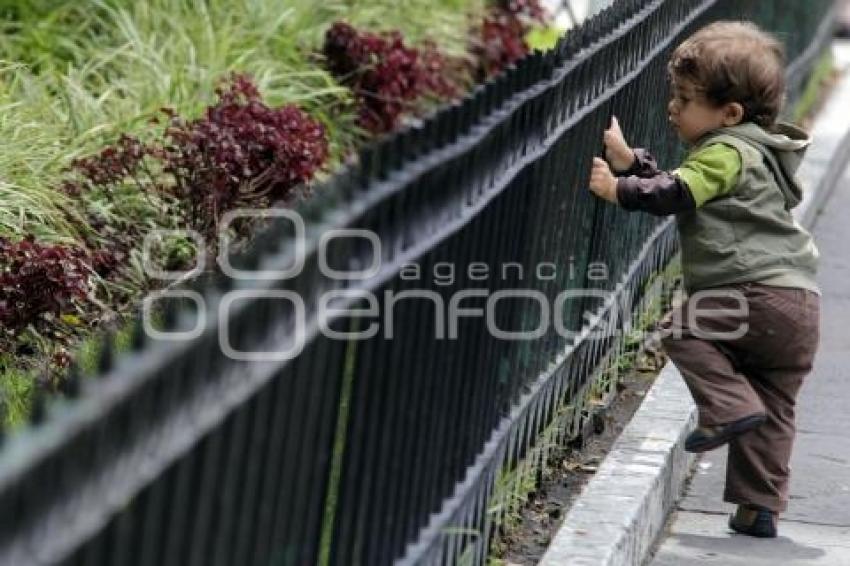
[0,236,93,345]
[62,134,158,281]
[64,134,151,198]
[160,74,329,242]
[3,74,329,389]
[471,0,549,80]
[323,22,461,134]
[64,74,329,255]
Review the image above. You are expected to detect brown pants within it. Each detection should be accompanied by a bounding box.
[660,282,821,513]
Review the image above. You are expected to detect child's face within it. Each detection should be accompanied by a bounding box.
[667,79,742,144]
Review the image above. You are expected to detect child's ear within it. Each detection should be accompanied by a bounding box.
[722,102,745,126]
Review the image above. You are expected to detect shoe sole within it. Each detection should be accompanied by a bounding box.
[685,414,767,453]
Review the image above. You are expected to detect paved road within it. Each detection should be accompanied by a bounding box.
[647,160,850,565]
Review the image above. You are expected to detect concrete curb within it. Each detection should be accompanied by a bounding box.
[539,40,850,566]
[539,365,697,566]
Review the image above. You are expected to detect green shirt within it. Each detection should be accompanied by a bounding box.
[674,143,742,207]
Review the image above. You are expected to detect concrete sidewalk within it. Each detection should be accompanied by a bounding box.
[648,79,850,566]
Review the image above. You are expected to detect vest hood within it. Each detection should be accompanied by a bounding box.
[708,121,811,209]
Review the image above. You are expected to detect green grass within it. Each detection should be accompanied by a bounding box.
[0,357,34,428]
[0,0,486,242]
[0,0,485,181]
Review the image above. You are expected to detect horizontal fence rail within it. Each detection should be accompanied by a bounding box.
[0,0,835,564]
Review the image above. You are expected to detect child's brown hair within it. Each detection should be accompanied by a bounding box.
[668,21,785,127]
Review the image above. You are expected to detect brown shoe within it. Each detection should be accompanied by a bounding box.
[684,413,766,453]
[729,504,778,538]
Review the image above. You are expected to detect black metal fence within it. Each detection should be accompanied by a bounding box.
[0,0,835,564]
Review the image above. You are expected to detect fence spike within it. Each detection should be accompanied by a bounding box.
[162,300,179,331]
[507,63,521,98]
[392,130,408,170]
[568,28,581,57]
[447,103,461,145]
[98,331,115,374]
[577,20,589,45]
[600,5,616,35]
[522,53,535,89]
[593,12,604,40]
[532,50,545,84]
[357,146,375,189]
[399,126,417,162]
[460,94,475,135]
[565,31,578,60]
[542,49,556,80]
[61,362,82,399]
[554,33,567,64]
[341,166,361,204]
[29,386,46,425]
[434,106,450,148]
[481,77,496,116]
[256,216,288,257]
[298,185,328,222]
[496,70,510,108]
[376,133,395,178]
[468,84,485,124]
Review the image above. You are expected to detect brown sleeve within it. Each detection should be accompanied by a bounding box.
[616,172,697,216]
[617,148,661,177]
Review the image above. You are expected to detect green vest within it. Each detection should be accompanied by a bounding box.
[676,123,820,294]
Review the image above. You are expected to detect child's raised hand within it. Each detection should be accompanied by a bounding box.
[603,116,635,173]
[589,157,619,204]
